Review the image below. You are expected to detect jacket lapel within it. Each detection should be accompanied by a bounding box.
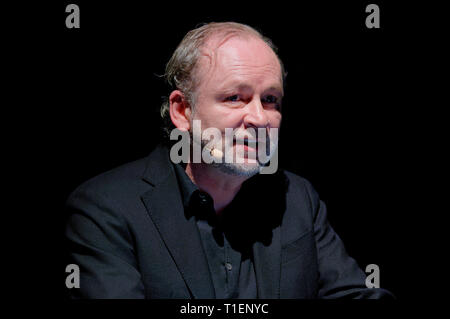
[252,225,282,298]
[140,146,216,298]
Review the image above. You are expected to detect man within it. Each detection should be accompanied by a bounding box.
[65,22,393,299]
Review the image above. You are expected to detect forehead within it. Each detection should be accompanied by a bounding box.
[198,35,282,90]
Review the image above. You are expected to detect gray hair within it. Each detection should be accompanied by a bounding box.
[160,22,286,139]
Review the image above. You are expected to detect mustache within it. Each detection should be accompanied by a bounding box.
[231,128,274,142]
[189,126,279,148]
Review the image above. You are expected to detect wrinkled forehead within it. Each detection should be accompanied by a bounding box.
[196,34,283,88]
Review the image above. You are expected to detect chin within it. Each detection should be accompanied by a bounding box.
[213,162,261,177]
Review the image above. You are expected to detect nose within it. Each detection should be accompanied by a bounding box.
[243,98,270,129]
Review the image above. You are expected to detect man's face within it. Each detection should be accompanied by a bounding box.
[191,35,283,176]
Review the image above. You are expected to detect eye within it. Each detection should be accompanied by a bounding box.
[262,95,281,110]
[225,95,240,102]
[262,95,278,104]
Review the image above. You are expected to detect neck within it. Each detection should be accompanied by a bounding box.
[185,163,248,214]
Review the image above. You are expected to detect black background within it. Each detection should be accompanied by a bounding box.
[5,0,444,304]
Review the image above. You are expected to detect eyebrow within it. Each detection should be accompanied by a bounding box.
[266,85,284,96]
[216,81,284,96]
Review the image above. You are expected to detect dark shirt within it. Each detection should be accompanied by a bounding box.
[173,163,258,299]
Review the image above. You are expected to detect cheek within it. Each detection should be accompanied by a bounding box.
[198,105,244,129]
[192,102,215,128]
[269,112,282,127]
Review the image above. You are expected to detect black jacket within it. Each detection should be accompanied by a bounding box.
[65,145,393,299]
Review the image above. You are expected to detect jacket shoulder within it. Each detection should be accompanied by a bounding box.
[66,156,149,204]
[281,169,318,199]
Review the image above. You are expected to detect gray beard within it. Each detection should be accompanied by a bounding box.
[199,138,261,177]
[210,160,261,177]
[189,127,276,178]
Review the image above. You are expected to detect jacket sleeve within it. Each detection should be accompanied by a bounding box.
[64,185,146,299]
[303,180,395,299]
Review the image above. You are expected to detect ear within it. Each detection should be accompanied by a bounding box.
[169,90,192,131]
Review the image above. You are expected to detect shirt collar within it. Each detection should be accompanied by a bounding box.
[173,162,199,209]
[172,162,284,218]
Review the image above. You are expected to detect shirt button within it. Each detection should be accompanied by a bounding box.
[225,262,232,271]
[198,192,209,204]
